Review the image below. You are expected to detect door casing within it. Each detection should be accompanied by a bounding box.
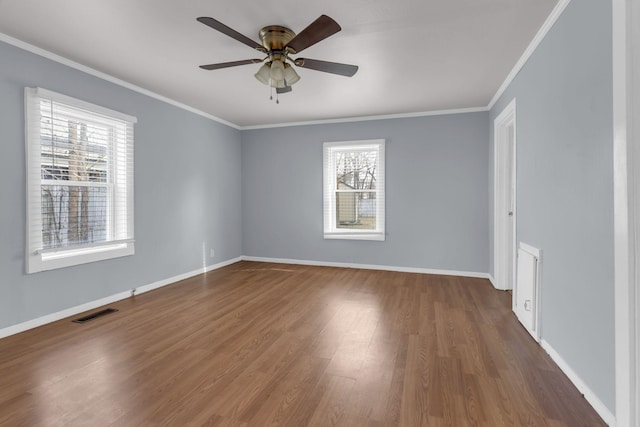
[613,0,640,425]
[493,99,517,294]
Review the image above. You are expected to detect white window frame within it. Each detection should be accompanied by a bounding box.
[323,139,385,241]
[25,87,135,273]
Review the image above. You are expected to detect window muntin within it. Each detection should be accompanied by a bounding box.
[323,140,385,240]
[25,88,135,273]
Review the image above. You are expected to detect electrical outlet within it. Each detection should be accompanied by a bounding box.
[210,249,215,258]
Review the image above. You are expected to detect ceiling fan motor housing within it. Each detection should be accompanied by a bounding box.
[258,26,296,52]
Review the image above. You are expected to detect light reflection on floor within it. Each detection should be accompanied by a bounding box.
[31,334,130,425]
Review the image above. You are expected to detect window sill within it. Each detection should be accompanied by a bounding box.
[27,243,134,273]
[324,233,385,241]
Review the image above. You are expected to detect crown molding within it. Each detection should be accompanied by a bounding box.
[239,106,489,130]
[0,32,241,130]
[487,0,572,110]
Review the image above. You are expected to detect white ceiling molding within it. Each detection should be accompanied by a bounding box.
[239,106,489,130]
[0,32,241,130]
[1,30,487,131]
[487,0,572,110]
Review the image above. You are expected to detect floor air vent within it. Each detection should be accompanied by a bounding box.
[73,308,118,324]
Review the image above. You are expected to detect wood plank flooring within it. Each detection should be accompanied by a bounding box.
[0,261,606,426]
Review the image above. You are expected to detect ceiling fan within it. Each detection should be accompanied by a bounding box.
[197,15,359,99]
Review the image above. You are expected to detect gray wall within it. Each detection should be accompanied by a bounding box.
[489,0,614,412]
[0,41,243,330]
[242,113,490,273]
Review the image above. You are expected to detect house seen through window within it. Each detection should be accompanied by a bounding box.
[323,140,385,241]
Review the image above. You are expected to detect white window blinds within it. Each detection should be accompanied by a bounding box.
[25,87,136,273]
[323,140,385,241]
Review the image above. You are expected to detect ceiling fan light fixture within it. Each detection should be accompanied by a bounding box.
[283,63,300,85]
[269,59,285,81]
[254,62,271,85]
[271,78,287,89]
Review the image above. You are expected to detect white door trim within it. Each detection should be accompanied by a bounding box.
[613,0,639,425]
[493,99,517,292]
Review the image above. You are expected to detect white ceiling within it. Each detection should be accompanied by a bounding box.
[0,0,558,128]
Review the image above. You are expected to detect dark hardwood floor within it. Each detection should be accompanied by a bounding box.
[0,261,606,426]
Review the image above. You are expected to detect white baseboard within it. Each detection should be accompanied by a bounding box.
[0,257,242,340]
[241,256,491,281]
[0,290,132,340]
[133,257,242,296]
[540,339,616,426]
[0,255,490,340]
[487,274,497,288]
[1,256,482,339]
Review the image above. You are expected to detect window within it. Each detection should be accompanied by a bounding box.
[25,87,135,273]
[323,139,385,240]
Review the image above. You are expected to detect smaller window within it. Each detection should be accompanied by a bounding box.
[25,87,136,273]
[323,139,385,241]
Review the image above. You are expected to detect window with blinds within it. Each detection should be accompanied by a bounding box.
[25,87,135,273]
[323,140,385,241]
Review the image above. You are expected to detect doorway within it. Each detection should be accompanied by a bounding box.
[493,99,517,294]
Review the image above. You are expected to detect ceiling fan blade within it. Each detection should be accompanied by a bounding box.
[285,15,341,54]
[294,58,358,77]
[276,86,293,94]
[197,17,266,52]
[199,59,263,70]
